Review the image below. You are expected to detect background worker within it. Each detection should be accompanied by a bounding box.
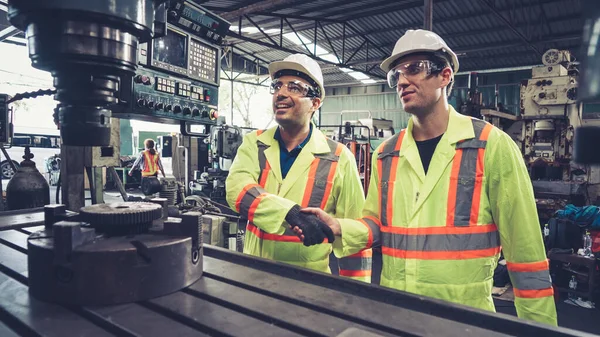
[129,138,166,178]
[298,30,557,325]
[226,54,372,282]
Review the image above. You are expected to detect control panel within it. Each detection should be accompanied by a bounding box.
[114,1,229,125]
[115,68,219,123]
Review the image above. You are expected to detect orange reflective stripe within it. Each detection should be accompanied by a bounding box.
[259,161,271,188]
[235,184,260,212]
[350,249,372,258]
[339,270,372,277]
[382,246,501,260]
[257,129,265,136]
[301,159,320,206]
[513,288,554,299]
[247,193,267,223]
[381,223,497,235]
[446,150,462,227]
[246,223,301,242]
[507,260,549,272]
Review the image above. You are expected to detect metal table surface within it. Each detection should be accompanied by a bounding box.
[0,217,594,337]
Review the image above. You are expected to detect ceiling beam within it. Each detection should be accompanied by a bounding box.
[218,0,299,21]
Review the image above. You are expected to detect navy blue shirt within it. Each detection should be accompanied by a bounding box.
[274,125,313,179]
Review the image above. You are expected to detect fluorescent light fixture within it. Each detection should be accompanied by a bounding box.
[229,25,239,31]
[361,79,377,84]
[319,54,340,63]
[339,67,353,73]
[348,72,370,80]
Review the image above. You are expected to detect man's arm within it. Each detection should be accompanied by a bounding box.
[156,154,166,177]
[225,132,296,234]
[487,131,557,326]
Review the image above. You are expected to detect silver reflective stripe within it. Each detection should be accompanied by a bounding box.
[307,139,340,208]
[257,140,269,184]
[239,186,268,217]
[361,217,381,247]
[508,270,552,290]
[452,119,487,227]
[381,230,500,251]
[379,133,402,227]
[339,255,373,271]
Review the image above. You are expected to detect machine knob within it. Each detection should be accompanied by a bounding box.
[134,75,152,85]
[173,105,182,114]
[169,10,178,18]
[192,108,200,116]
[165,104,172,112]
[137,99,146,107]
[183,107,191,115]
[147,101,155,109]
[201,109,209,118]
[155,102,164,110]
[209,109,218,120]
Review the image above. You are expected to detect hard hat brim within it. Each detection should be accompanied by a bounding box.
[269,61,326,100]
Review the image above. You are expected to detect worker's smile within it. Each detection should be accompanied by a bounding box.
[274,102,294,114]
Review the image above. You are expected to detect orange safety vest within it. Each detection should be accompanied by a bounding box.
[142,150,160,177]
[241,129,372,280]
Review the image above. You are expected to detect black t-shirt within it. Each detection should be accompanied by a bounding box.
[415,134,443,174]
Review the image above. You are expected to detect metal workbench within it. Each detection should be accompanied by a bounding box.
[0,209,593,337]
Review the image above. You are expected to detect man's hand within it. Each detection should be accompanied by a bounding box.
[285,205,335,246]
[128,171,133,177]
[301,207,341,235]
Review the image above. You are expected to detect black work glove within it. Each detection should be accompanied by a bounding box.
[285,205,335,246]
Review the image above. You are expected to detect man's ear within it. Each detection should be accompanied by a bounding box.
[440,67,453,89]
[312,97,322,111]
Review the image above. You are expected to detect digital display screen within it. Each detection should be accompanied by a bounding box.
[153,29,188,69]
[189,39,218,84]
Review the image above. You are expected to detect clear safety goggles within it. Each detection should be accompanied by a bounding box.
[387,60,445,88]
[270,79,318,98]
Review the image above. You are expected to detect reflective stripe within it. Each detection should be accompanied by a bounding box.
[381,229,500,252]
[246,223,301,242]
[447,119,493,227]
[508,270,552,291]
[382,246,501,260]
[339,251,373,277]
[358,216,381,248]
[257,140,270,188]
[513,288,554,298]
[378,130,405,227]
[506,260,553,297]
[303,140,343,208]
[236,184,268,217]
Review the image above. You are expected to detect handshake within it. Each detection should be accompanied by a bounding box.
[285,205,336,246]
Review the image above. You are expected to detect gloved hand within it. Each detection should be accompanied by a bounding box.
[285,205,335,246]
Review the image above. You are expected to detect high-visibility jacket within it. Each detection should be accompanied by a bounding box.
[226,124,373,282]
[142,150,160,177]
[333,107,557,325]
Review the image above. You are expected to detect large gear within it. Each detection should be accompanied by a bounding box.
[79,202,162,234]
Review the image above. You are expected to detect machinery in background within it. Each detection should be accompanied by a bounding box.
[5,147,49,210]
[320,111,395,194]
[460,72,484,119]
[483,49,600,220]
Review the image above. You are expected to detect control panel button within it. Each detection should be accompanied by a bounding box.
[209,109,218,120]
[203,89,211,102]
[183,107,191,115]
[192,108,200,116]
[201,109,208,118]
[137,99,146,107]
[173,105,182,114]
[147,101,155,109]
[165,104,172,112]
[156,102,164,110]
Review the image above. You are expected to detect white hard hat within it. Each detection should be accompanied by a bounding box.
[269,54,325,100]
[380,29,459,74]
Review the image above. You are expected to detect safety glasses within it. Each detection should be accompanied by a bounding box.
[270,80,318,98]
[387,60,445,88]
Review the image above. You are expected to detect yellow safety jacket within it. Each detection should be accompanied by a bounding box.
[334,107,558,325]
[226,124,373,282]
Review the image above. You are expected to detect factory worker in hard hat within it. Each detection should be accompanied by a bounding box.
[226,54,373,282]
[297,30,558,325]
